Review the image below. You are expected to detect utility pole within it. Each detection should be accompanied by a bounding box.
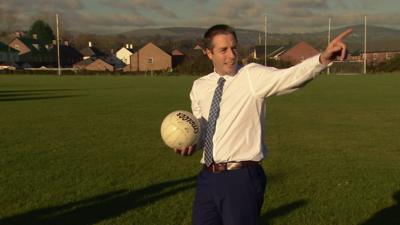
[264,14,267,66]
[364,16,367,75]
[56,14,61,76]
[327,18,331,75]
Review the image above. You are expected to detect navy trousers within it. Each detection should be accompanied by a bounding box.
[192,165,267,225]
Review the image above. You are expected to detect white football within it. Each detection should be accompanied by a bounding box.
[160,110,201,149]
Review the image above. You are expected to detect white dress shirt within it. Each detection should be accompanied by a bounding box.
[190,54,327,164]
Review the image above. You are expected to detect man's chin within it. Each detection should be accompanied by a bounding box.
[224,66,238,75]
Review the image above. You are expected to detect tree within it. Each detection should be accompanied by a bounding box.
[28,20,55,44]
[175,52,213,75]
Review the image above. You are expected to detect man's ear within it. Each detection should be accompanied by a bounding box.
[206,49,213,60]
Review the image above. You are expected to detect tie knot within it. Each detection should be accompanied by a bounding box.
[218,77,225,86]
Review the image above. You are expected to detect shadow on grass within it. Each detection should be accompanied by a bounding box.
[0,176,196,225]
[0,89,84,102]
[0,89,79,93]
[0,95,84,102]
[359,190,400,225]
[261,199,308,225]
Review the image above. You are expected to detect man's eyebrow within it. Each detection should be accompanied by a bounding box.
[216,46,228,51]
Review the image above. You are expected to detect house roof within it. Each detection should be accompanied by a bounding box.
[48,45,83,59]
[182,49,207,60]
[92,58,112,66]
[118,46,141,53]
[80,46,105,57]
[15,37,45,52]
[0,42,19,53]
[194,44,205,50]
[103,54,125,68]
[74,58,95,66]
[157,45,175,55]
[153,45,183,56]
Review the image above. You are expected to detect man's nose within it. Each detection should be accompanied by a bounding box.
[227,48,236,58]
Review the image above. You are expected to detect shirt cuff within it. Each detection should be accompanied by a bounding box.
[309,54,332,74]
[316,54,333,68]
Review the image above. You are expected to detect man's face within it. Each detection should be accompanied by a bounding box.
[206,33,238,76]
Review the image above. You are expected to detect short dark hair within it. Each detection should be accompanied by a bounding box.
[204,24,238,51]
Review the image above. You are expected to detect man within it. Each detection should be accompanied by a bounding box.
[175,24,352,225]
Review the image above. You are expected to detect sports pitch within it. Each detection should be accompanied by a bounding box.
[1,74,400,225]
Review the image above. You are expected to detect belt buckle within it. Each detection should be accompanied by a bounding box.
[227,162,241,170]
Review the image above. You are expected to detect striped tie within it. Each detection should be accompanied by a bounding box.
[203,77,225,166]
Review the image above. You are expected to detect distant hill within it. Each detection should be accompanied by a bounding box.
[119,25,400,52]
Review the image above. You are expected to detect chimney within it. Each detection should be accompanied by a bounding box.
[126,44,129,48]
[130,44,133,49]
[64,41,69,46]
[32,34,37,40]
[88,41,92,47]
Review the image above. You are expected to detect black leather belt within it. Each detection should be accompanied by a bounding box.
[204,161,261,173]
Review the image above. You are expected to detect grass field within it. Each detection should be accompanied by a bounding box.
[1,74,400,225]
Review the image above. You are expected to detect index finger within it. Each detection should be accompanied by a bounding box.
[332,28,353,43]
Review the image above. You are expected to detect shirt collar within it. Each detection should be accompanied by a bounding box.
[212,68,238,81]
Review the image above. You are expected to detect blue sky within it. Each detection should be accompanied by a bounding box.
[1,0,400,34]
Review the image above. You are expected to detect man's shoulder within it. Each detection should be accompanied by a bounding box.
[193,72,215,85]
[241,63,264,70]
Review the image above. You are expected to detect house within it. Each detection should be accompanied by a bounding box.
[8,36,43,55]
[193,44,206,54]
[80,42,105,60]
[47,44,83,67]
[278,41,319,65]
[73,58,114,71]
[75,42,123,71]
[125,42,184,72]
[348,49,363,62]
[364,50,400,65]
[13,43,82,68]
[348,48,400,65]
[7,35,69,68]
[116,44,136,65]
[165,47,185,68]
[104,54,126,70]
[0,41,19,63]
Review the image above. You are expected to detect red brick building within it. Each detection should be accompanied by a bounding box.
[278,41,319,65]
[348,49,400,65]
[73,58,114,71]
[364,51,400,64]
[124,42,184,72]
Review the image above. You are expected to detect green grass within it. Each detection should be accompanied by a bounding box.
[1,74,400,225]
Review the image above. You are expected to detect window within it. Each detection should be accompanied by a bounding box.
[373,53,378,61]
[148,57,154,64]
